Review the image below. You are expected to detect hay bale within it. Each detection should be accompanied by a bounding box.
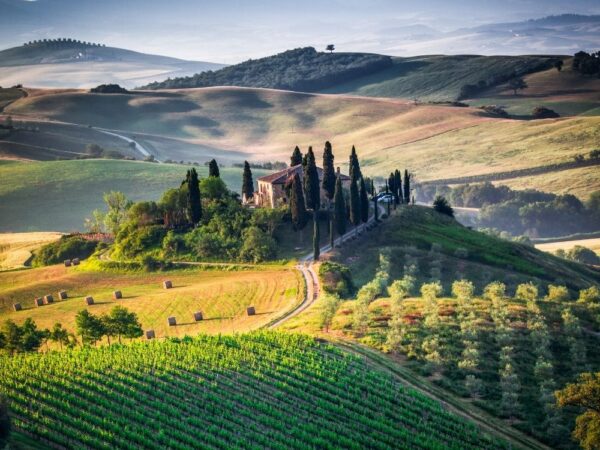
[167,316,177,326]
[13,303,22,312]
[72,258,80,266]
[58,291,68,300]
[113,290,122,300]
[34,297,43,307]
[64,259,72,267]
[163,280,173,289]
[85,296,94,306]
[193,312,203,322]
[145,330,155,340]
[43,294,54,304]
[246,306,256,316]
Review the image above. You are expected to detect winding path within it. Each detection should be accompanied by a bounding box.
[94,128,157,162]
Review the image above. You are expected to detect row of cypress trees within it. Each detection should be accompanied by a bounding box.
[386,169,412,205]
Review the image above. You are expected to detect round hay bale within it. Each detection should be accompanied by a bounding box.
[34,297,43,307]
[145,330,156,340]
[64,259,72,267]
[246,306,256,316]
[85,296,94,306]
[167,316,177,326]
[43,294,54,304]
[113,290,123,300]
[58,291,68,300]
[163,280,173,289]
[193,312,203,322]
[72,258,80,266]
[13,303,22,312]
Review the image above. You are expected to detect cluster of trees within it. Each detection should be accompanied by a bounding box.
[81,143,128,160]
[90,84,128,94]
[555,245,600,266]
[23,38,106,48]
[573,50,600,77]
[142,47,393,91]
[32,234,99,266]
[232,161,287,170]
[420,182,600,238]
[0,306,143,355]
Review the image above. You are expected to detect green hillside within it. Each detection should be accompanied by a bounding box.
[0,160,269,232]
[336,206,600,292]
[322,55,557,101]
[0,331,508,449]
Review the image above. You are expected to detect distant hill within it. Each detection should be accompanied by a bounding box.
[0,39,225,89]
[141,47,393,92]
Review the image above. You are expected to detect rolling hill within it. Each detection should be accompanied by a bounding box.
[0,39,225,89]
[0,331,510,449]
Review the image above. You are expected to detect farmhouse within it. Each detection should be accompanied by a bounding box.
[252,164,351,208]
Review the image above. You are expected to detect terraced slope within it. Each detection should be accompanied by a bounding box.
[0,331,508,450]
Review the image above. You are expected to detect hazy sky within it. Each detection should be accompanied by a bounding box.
[0,0,598,63]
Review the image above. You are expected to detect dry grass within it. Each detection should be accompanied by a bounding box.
[0,232,63,270]
[0,264,302,338]
[535,238,600,255]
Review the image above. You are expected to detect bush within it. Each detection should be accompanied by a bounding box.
[578,286,600,304]
[433,196,454,217]
[90,84,128,94]
[565,245,600,265]
[532,106,560,119]
[113,224,166,259]
[239,226,277,263]
[32,235,98,266]
[319,262,354,298]
[546,285,570,302]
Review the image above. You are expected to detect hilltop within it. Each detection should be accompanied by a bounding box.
[0,39,225,89]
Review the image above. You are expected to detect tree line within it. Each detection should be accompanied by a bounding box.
[23,38,105,48]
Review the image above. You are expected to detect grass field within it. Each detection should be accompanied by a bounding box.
[468,59,600,117]
[0,331,508,449]
[0,159,269,232]
[0,232,63,270]
[0,262,301,338]
[535,238,600,255]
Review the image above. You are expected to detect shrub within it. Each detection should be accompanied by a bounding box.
[532,106,560,119]
[546,285,570,302]
[566,246,600,265]
[90,84,128,94]
[239,226,277,263]
[319,262,354,298]
[578,286,600,305]
[114,224,166,259]
[433,196,454,217]
[515,282,538,302]
[32,235,98,266]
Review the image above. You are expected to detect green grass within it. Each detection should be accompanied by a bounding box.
[0,159,269,232]
[0,87,24,109]
[335,206,600,292]
[0,331,509,449]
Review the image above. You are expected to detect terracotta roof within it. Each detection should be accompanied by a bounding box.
[257,164,351,184]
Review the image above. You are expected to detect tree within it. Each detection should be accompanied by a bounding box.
[103,191,131,234]
[1,321,22,355]
[290,173,308,231]
[333,176,347,236]
[349,175,360,230]
[322,141,336,201]
[515,282,538,302]
[242,161,254,201]
[251,207,285,236]
[554,60,564,72]
[208,159,220,177]
[186,168,202,226]
[326,44,335,53]
[567,246,600,265]
[555,372,600,450]
[304,147,320,211]
[349,146,362,181]
[20,318,46,352]
[103,306,143,344]
[359,177,369,223]
[508,77,528,95]
[313,216,320,261]
[395,170,402,204]
[240,226,277,263]
[433,196,454,217]
[290,146,302,166]
[75,310,105,346]
[0,396,9,449]
[320,295,340,331]
[49,323,70,350]
[388,172,396,205]
[403,170,411,204]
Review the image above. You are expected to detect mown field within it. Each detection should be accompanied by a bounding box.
[0,232,62,270]
[0,262,301,338]
[0,159,269,232]
[535,238,600,256]
[0,331,510,450]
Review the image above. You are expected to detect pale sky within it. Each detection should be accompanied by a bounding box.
[0,0,598,63]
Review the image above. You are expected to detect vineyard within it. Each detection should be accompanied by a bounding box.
[0,331,508,450]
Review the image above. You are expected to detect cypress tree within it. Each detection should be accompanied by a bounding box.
[208,159,220,177]
[242,161,254,201]
[349,145,362,181]
[388,172,396,204]
[370,179,375,197]
[322,141,336,201]
[329,211,334,248]
[290,146,302,166]
[359,177,369,223]
[373,196,379,221]
[313,215,320,261]
[187,168,202,226]
[403,169,411,204]
[304,147,320,211]
[394,169,402,204]
[349,174,360,229]
[333,176,347,236]
[290,173,308,231]
[302,150,309,172]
